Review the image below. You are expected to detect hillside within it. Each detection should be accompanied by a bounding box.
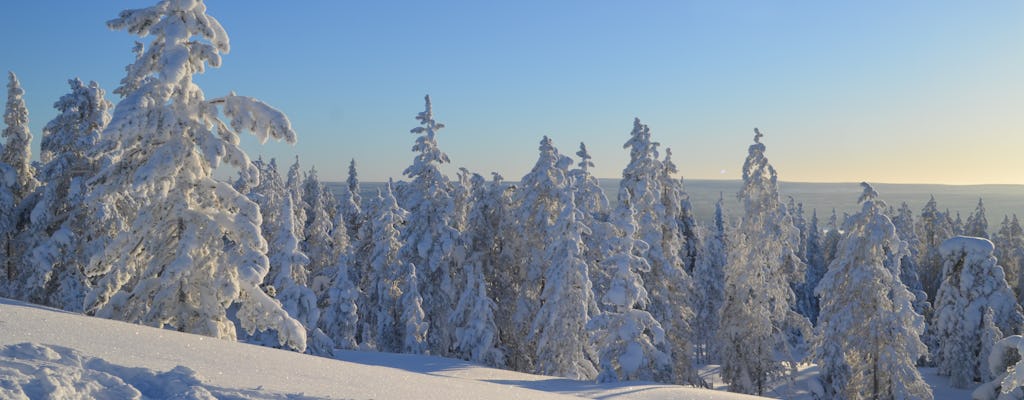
[0,298,769,400]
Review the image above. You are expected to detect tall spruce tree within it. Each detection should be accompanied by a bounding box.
[720,129,808,395]
[813,183,932,400]
[20,79,111,310]
[399,95,460,356]
[83,0,305,351]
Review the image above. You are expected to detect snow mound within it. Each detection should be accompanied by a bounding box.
[940,236,995,258]
[0,342,215,399]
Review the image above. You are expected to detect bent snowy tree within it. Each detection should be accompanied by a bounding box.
[84,0,306,351]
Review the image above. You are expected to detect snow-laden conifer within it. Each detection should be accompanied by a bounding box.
[301,166,336,291]
[319,211,359,350]
[994,215,1024,300]
[822,209,842,267]
[693,193,727,363]
[267,196,332,355]
[796,209,826,325]
[917,196,954,300]
[507,136,572,372]
[285,157,307,242]
[368,182,409,353]
[340,159,362,243]
[399,95,459,356]
[619,118,699,385]
[83,0,305,351]
[3,72,38,202]
[933,236,1024,388]
[812,183,932,400]
[449,172,505,367]
[401,261,428,355]
[570,142,613,303]
[588,192,671,382]
[967,198,991,239]
[719,129,807,395]
[531,194,598,380]
[20,79,111,310]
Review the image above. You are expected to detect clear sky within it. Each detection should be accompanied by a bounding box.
[1,1,1021,184]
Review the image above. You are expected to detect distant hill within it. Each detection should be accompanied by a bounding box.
[327,180,1024,231]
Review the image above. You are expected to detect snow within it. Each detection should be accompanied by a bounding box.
[0,297,770,400]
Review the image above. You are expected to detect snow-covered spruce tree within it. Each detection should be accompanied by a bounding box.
[2,71,38,294]
[318,211,359,351]
[891,202,931,318]
[812,183,932,400]
[933,236,1024,388]
[719,129,808,395]
[266,196,332,355]
[796,209,827,326]
[352,189,383,348]
[531,194,598,379]
[570,142,613,303]
[974,335,1024,400]
[401,261,428,355]
[301,166,336,293]
[588,192,672,383]
[285,156,307,242]
[368,182,409,353]
[994,215,1024,300]
[20,79,111,310]
[967,198,991,239]
[693,193,727,363]
[953,211,966,236]
[506,136,572,372]
[399,95,460,356]
[448,172,505,367]
[917,195,954,301]
[3,72,39,203]
[340,159,362,243]
[619,118,699,385]
[822,209,843,267]
[83,1,305,351]
[662,148,700,276]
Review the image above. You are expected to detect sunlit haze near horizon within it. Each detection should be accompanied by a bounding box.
[1,1,1021,185]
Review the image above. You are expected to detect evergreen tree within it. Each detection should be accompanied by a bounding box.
[319,214,359,351]
[967,198,991,239]
[301,166,336,291]
[285,156,307,242]
[589,193,672,382]
[917,196,954,301]
[663,148,700,275]
[797,209,827,326]
[2,71,39,202]
[340,159,362,243]
[20,79,111,310]
[507,136,572,372]
[449,173,504,367]
[619,118,699,385]
[368,182,409,353]
[719,129,808,395]
[982,307,1006,383]
[693,193,727,363]
[83,1,305,351]
[399,95,460,356]
[994,215,1024,300]
[401,261,428,355]
[531,195,598,379]
[812,183,932,400]
[570,142,613,302]
[934,236,1024,388]
[822,209,843,268]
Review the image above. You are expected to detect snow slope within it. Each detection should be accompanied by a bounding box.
[0,298,767,399]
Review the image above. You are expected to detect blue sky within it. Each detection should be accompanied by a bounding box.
[1,1,1022,184]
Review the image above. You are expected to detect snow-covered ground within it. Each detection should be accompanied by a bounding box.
[0,298,769,399]
[0,297,982,399]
